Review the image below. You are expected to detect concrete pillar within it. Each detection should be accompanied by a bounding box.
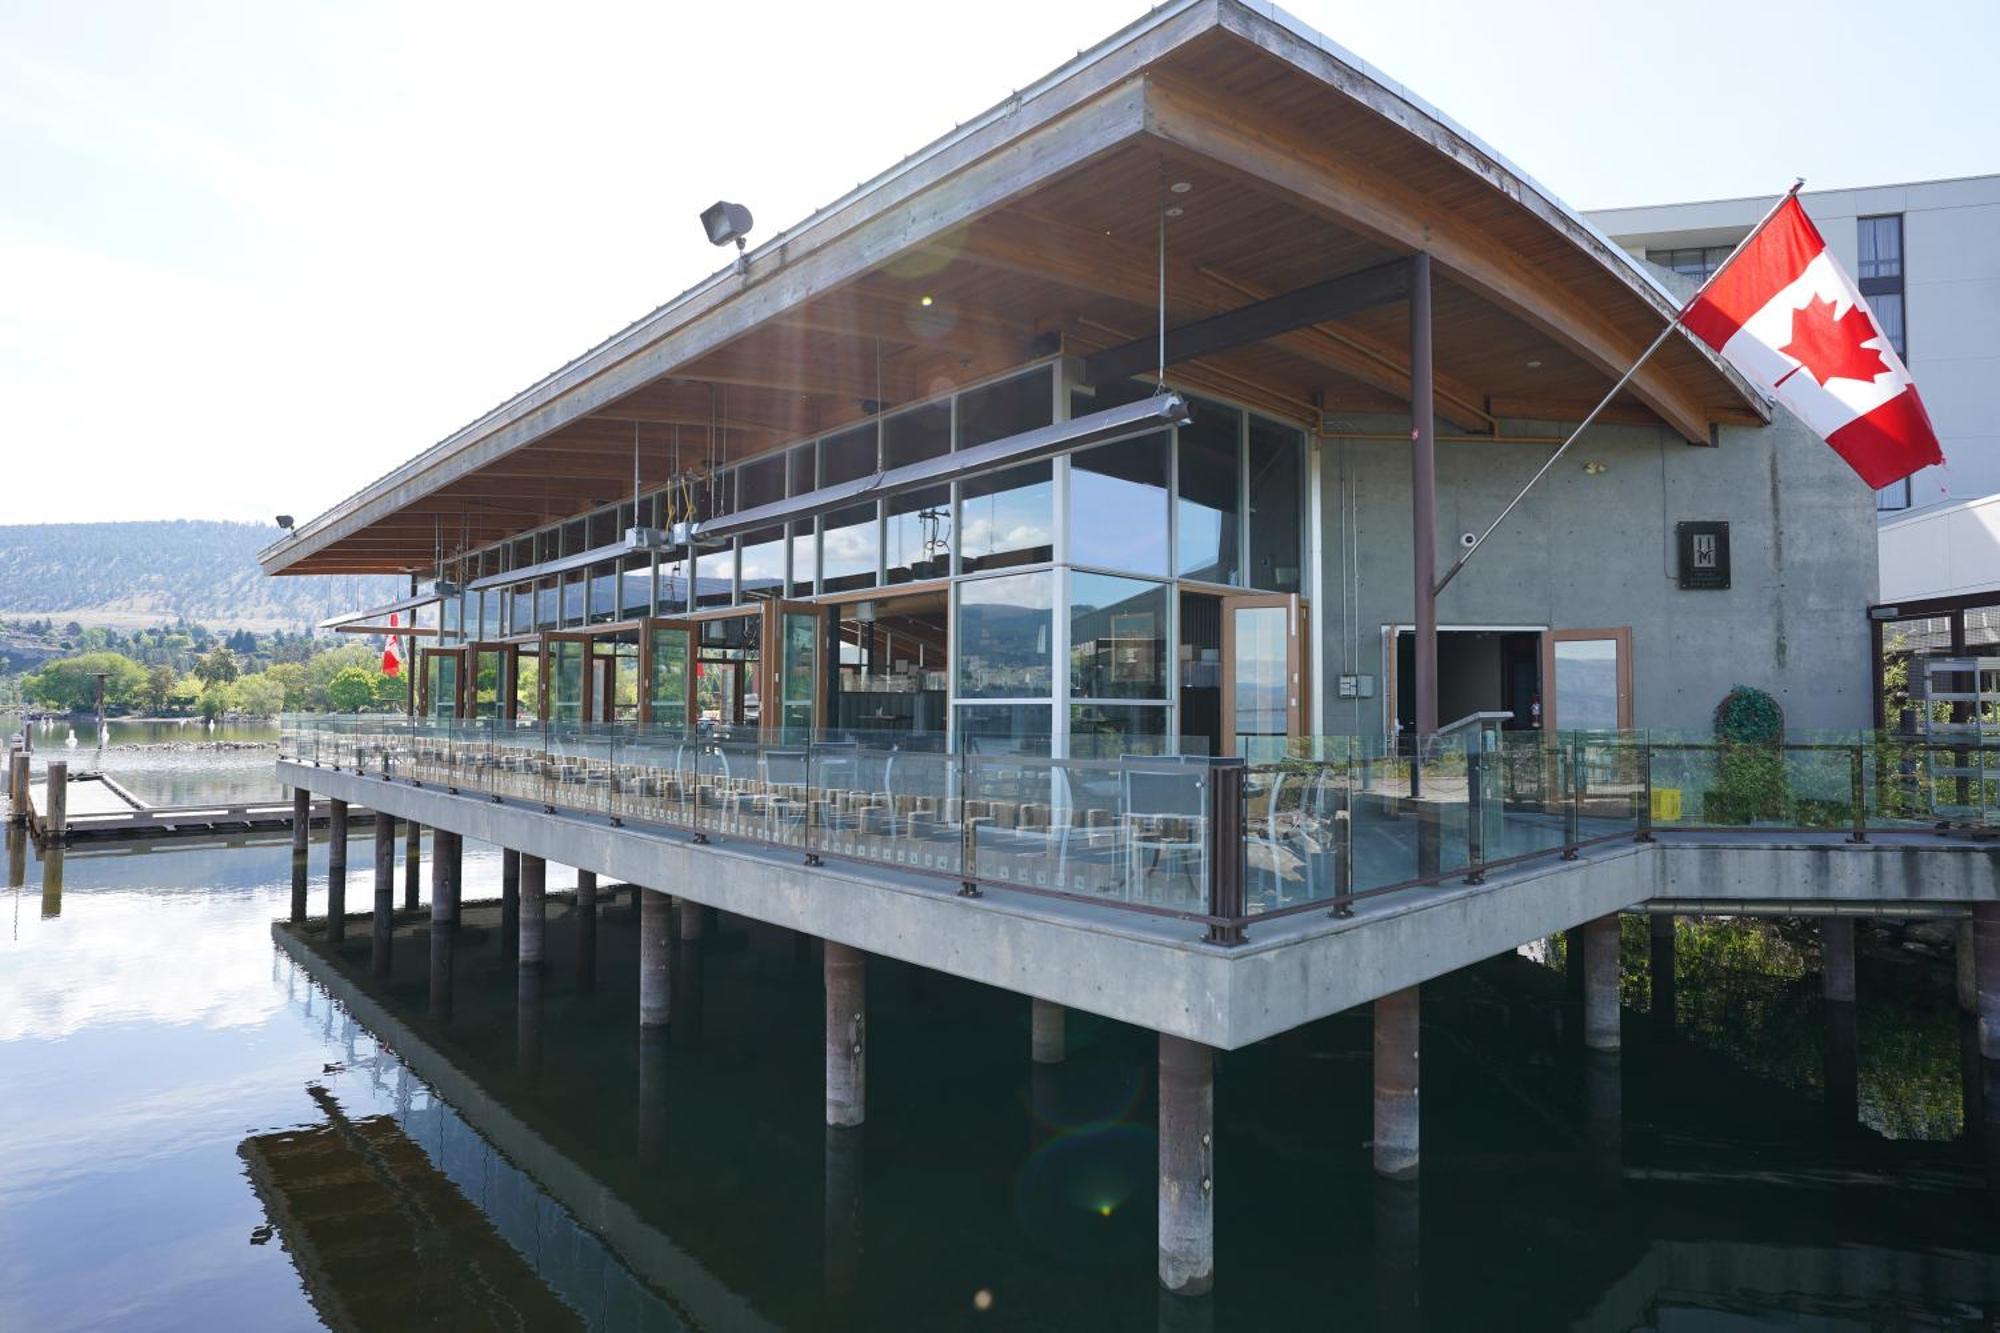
[825,941,866,1128]
[1031,997,1066,1065]
[576,869,598,991]
[677,896,705,941]
[1959,919,1978,1015]
[1157,1032,1215,1296]
[640,889,672,1028]
[1975,903,2000,1061]
[44,760,66,841]
[1374,986,1420,1179]
[327,799,348,942]
[432,831,459,928]
[823,1123,864,1323]
[501,849,520,960]
[403,818,421,911]
[429,884,454,1023]
[1648,913,1676,1033]
[1822,916,1857,1003]
[290,788,310,924]
[1825,993,1859,1131]
[1584,1050,1623,1188]
[372,808,395,977]
[1582,915,1621,1052]
[519,854,546,966]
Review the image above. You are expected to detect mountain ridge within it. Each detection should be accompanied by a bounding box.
[0,520,400,633]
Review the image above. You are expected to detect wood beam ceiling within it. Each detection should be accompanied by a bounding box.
[1140,74,1715,443]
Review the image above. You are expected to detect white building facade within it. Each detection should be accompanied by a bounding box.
[1589,176,2000,523]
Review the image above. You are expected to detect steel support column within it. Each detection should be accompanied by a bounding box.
[1409,251,1438,740]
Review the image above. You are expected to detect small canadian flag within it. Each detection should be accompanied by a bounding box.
[381,612,403,677]
[1683,195,1942,489]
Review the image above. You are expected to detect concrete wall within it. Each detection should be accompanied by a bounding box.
[1589,176,2000,514]
[1315,407,1879,735]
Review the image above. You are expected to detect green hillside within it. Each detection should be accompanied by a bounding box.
[0,521,400,633]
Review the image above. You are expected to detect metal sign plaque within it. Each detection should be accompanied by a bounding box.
[1676,521,1730,590]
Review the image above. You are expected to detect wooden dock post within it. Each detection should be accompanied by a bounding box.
[45,760,67,843]
[9,752,28,826]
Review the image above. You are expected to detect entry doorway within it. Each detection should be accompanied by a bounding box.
[1181,589,1311,761]
[1389,627,1544,738]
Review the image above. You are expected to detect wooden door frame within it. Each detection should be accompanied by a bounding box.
[1541,627,1634,733]
[416,645,469,718]
[759,598,831,742]
[1218,593,1309,757]
[635,617,697,727]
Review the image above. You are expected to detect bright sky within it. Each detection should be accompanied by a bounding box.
[2,0,1992,528]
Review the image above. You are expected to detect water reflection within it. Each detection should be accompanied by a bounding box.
[6,831,2000,1329]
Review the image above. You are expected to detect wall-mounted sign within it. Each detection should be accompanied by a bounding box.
[1676,521,1730,590]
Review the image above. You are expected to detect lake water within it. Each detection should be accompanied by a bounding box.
[2,746,1998,1329]
[9,716,283,805]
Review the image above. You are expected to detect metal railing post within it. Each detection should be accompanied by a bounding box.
[1848,742,1868,844]
[1464,749,1485,884]
[1205,760,1246,944]
[1562,741,1581,860]
[958,747,980,897]
[1636,736,1655,842]
[805,739,824,866]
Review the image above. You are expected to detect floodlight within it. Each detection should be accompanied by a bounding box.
[275,514,295,530]
[701,200,754,249]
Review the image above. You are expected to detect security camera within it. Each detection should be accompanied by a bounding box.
[1459,532,1477,549]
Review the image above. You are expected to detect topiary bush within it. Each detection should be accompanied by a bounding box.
[1705,685,1788,824]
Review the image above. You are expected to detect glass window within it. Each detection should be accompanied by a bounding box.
[1872,290,1906,357]
[560,570,585,626]
[1069,572,1167,700]
[822,503,879,593]
[649,625,690,729]
[1552,638,1621,732]
[549,640,585,725]
[957,368,1054,575]
[696,545,734,609]
[1070,417,1170,575]
[512,537,534,570]
[955,704,1053,758]
[1247,416,1304,593]
[588,508,618,549]
[562,519,586,555]
[480,588,502,639]
[535,577,559,629]
[788,443,817,497]
[739,527,786,601]
[957,571,1053,699]
[822,423,879,483]
[1858,215,1903,279]
[1177,398,1242,584]
[1069,704,1170,758]
[959,461,1053,573]
[887,486,952,584]
[588,560,617,624]
[736,454,785,511]
[788,522,817,599]
[620,552,653,619]
[658,550,691,614]
[510,582,533,635]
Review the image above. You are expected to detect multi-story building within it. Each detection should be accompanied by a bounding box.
[256,0,1995,1301]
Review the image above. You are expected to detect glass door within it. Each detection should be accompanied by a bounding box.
[762,599,826,743]
[540,634,590,727]
[1220,593,1308,763]
[1542,628,1632,733]
[418,647,467,720]
[641,619,694,730]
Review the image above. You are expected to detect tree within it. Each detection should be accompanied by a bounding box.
[21,652,147,712]
[145,664,177,714]
[193,646,240,686]
[265,662,308,711]
[166,673,203,713]
[197,680,231,720]
[233,673,287,717]
[327,667,378,713]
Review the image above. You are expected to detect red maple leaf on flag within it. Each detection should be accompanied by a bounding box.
[1778,295,1890,387]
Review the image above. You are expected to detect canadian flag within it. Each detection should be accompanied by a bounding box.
[1682,195,1942,489]
[381,612,403,677]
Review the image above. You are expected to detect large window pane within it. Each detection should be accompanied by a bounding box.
[1247,417,1304,593]
[958,369,1054,575]
[739,527,786,601]
[619,553,652,619]
[822,423,878,484]
[1177,399,1242,584]
[957,571,1053,699]
[959,461,1053,573]
[789,521,816,598]
[1070,572,1167,700]
[1070,431,1170,574]
[822,503,879,593]
[1069,704,1170,758]
[695,546,733,609]
[955,704,1053,758]
[1553,638,1621,732]
[658,551,691,614]
[887,485,951,584]
[649,626,690,729]
[587,560,617,624]
[736,454,785,511]
[561,570,585,626]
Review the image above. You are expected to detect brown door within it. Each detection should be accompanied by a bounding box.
[1219,594,1309,761]
[1541,628,1633,733]
[760,599,828,743]
[637,618,696,729]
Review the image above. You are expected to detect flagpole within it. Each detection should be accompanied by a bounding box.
[1433,178,1804,598]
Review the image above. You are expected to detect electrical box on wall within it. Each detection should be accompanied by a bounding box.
[1676,521,1730,590]
[1337,673,1376,699]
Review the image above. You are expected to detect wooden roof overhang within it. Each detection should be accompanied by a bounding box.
[264,0,1767,577]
